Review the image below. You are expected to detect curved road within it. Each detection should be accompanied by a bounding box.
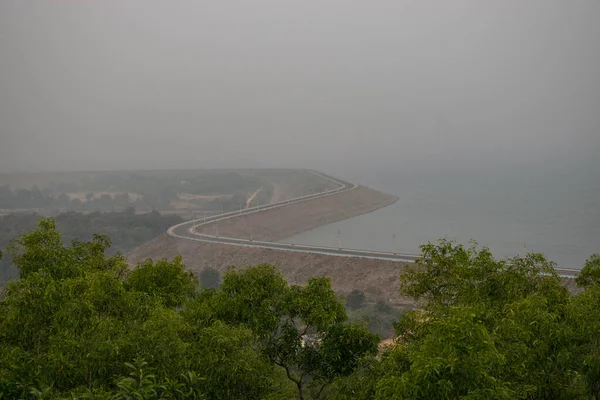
[167,170,580,278]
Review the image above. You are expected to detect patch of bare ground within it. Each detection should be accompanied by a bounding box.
[127,234,416,308]
[195,185,399,241]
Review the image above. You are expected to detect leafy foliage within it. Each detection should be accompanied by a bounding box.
[335,240,599,400]
[0,210,181,283]
[576,254,600,288]
[3,222,600,399]
[190,264,379,399]
[376,306,514,400]
[127,256,197,307]
[0,220,377,399]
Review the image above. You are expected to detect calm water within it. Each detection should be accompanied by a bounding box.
[286,160,599,269]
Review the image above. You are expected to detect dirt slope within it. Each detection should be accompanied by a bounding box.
[128,234,414,307]
[126,179,578,305]
[196,185,398,241]
[127,182,411,303]
[127,232,579,306]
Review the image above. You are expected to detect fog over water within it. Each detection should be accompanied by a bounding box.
[288,158,600,268]
[1,1,598,265]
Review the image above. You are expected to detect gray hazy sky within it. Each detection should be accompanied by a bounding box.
[1,0,599,173]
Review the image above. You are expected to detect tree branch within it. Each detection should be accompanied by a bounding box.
[276,360,304,400]
[314,381,330,400]
[300,324,311,337]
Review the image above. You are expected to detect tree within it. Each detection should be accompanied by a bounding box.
[8,218,123,281]
[127,256,198,308]
[196,264,379,399]
[576,254,600,288]
[569,285,600,399]
[0,210,183,284]
[2,223,379,399]
[0,220,134,395]
[491,293,585,399]
[114,358,164,399]
[345,289,366,310]
[1,220,230,398]
[199,267,221,289]
[376,307,514,400]
[399,240,566,312]
[187,321,279,399]
[388,240,581,399]
[7,220,600,399]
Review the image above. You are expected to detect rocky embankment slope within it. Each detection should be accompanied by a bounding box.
[195,185,398,241]
[128,236,414,306]
[127,180,579,302]
[128,183,412,302]
[127,235,579,302]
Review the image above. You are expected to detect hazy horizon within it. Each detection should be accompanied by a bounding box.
[1,1,599,174]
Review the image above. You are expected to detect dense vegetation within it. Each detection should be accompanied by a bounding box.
[0,210,182,283]
[1,220,599,399]
[0,220,378,399]
[0,185,148,211]
[335,243,600,400]
[0,171,273,212]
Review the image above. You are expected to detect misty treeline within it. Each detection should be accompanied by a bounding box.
[0,171,272,212]
[0,184,169,211]
[0,184,175,211]
[0,210,182,283]
[1,221,600,399]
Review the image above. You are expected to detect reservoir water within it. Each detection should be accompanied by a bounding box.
[286,159,599,269]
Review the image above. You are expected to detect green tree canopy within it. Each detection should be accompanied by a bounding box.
[189,264,379,400]
[0,219,379,400]
[335,240,598,400]
[126,256,198,307]
[0,220,278,399]
[4,220,600,399]
[576,254,600,288]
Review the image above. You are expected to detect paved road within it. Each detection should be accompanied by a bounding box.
[167,170,580,279]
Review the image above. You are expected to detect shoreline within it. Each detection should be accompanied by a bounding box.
[128,180,410,300]
[128,235,414,304]
[193,184,398,242]
[128,175,579,301]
